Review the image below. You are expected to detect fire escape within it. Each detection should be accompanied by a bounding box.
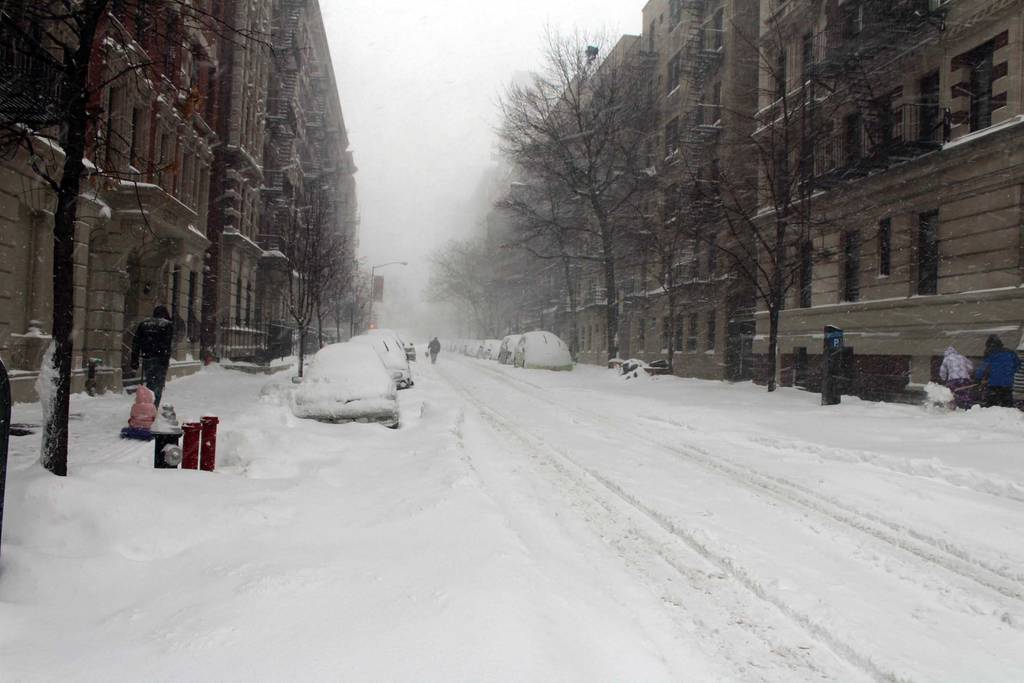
[808,0,950,186]
[0,16,64,129]
[260,0,304,252]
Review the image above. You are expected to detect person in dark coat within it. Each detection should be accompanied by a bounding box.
[130,305,175,407]
[427,337,441,364]
[975,335,1021,408]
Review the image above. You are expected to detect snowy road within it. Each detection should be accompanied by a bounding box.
[2,356,1023,681]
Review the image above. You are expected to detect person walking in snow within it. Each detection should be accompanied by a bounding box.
[130,305,175,407]
[975,335,1021,408]
[939,346,974,409]
[428,337,441,364]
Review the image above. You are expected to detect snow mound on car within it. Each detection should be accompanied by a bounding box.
[290,343,397,421]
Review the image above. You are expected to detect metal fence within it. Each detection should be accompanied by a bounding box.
[217,321,295,364]
[0,358,10,560]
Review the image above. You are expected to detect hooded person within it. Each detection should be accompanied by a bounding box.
[939,346,974,409]
[427,337,441,364]
[975,335,1022,408]
[130,305,175,407]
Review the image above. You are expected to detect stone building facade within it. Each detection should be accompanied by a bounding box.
[486,0,1021,402]
[0,3,220,400]
[0,0,357,401]
[751,0,1024,400]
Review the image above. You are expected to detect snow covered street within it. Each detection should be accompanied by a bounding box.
[2,357,1024,681]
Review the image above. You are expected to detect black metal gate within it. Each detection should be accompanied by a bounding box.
[0,358,11,560]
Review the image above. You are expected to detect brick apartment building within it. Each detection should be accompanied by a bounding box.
[484,0,1022,401]
[0,0,357,401]
[751,0,1024,399]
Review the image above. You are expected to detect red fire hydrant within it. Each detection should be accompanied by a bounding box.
[182,422,202,470]
[200,416,219,471]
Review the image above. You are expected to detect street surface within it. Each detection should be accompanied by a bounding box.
[2,354,1023,681]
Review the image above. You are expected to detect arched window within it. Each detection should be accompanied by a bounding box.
[235,276,242,326]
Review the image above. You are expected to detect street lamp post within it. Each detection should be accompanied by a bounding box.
[367,261,408,331]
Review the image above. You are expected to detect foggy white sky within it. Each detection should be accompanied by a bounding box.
[320,0,641,331]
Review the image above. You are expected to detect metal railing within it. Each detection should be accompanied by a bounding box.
[0,358,10,560]
[812,104,947,182]
[0,23,64,126]
[217,321,295,364]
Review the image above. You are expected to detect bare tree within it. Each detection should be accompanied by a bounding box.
[668,18,849,391]
[427,237,506,339]
[496,179,586,357]
[498,30,656,360]
[0,0,264,475]
[283,190,347,377]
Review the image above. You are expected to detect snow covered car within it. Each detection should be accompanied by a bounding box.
[404,342,416,362]
[497,334,522,365]
[513,331,574,371]
[350,333,414,389]
[478,339,502,360]
[290,343,400,427]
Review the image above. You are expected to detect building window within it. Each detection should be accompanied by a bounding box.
[674,318,684,352]
[801,32,814,82]
[917,210,939,295]
[842,1,864,39]
[663,183,680,221]
[105,87,124,168]
[170,265,181,325]
[187,270,198,341]
[967,41,995,132]
[245,280,252,326]
[799,240,813,308]
[667,51,682,94]
[648,20,655,52]
[842,230,861,302]
[844,112,863,164]
[878,218,892,276]
[775,49,787,101]
[665,117,680,157]
[669,0,683,28]
[712,9,724,50]
[706,310,716,351]
[687,314,699,351]
[661,316,670,350]
[639,317,647,349]
[919,71,940,142]
[234,276,242,326]
[707,233,718,277]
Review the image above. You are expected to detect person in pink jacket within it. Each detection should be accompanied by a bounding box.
[129,386,158,430]
[939,346,974,409]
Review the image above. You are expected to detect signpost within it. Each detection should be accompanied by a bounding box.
[822,325,844,405]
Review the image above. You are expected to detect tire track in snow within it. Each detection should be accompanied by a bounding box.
[442,364,888,683]
[468,360,1024,605]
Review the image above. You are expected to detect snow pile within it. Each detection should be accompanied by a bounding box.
[480,339,502,360]
[290,343,398,424]
[350,333,413,387]
[923,381,954,408]
[516,331,573,371]
[33,341,58,465]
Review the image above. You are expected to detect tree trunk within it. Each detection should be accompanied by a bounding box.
[316,306,325,348]
[41,8,103,476]
[562,256,579,360]
[598,224,618,361]
[766,303,780,392]
[767,219,788,393]
[297,323,307,378]
[665,288,676,373]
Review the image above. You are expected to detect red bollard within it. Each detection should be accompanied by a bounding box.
[181,422,201,470]
[200,416,219,471]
